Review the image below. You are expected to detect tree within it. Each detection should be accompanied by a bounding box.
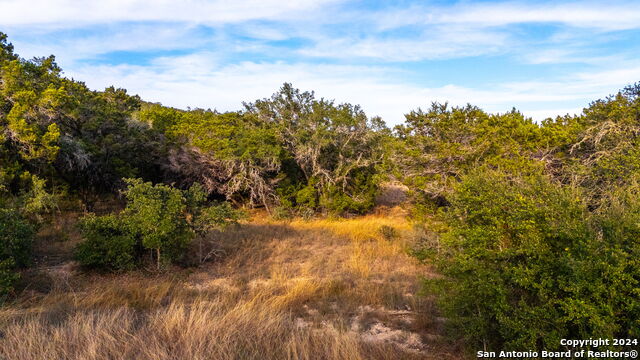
[165,110,283,210]
[563,84,640,204]
[160,84,387,215]
[75,179,242,271]
[1,31,166,198]
[245,83,386,214]
[394,103,546,211]
[121,178,192,269]
[75,214,138,271]
[184,182,242,263]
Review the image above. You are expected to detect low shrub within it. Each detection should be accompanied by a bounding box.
[0,208,35,296]
[121,178,193,269]
[421,168,639,350]
[75,214,137,271]
[75,179,241,271]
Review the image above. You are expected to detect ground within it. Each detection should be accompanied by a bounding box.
[0,206,466,360]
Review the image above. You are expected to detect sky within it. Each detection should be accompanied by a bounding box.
[2,0,640,126]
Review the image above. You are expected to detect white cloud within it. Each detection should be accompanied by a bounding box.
[10,24,211,63]
[0,0,343,27]
[3,0,638,125]
[524,108,584,120]
[371,1,640,32]
[5,0,638,65]
[299,25,509,61]
[573,66,640,88]
[5,0,637,32]
[64,53,638,125]
[296,1,640,62]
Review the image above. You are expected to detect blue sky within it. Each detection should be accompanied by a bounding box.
[2,0,640,125]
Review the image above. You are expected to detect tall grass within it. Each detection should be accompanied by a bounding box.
[0,211,461,359]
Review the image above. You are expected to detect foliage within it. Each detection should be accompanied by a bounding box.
[563,84,640,203]
[246,83,386,214]
[0,207,35,296]
[20,173,60,221]
[0,259,18,300]
[184,182,243,235]
[2,31,640,350]
[421,167,639,350]
[394,103,547,208]
[120,178,193,268]
[1,32,164,198]
[2,31,386,216]
[75,214,137,271]
[593,183,640,337]
[0,208,34,268]
[136,102,184,135]
[75,179,241,271]
[165,110,283,209]
[378,225,398,241]
[156,84,387,215]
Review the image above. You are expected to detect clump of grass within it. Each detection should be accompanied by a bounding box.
[378,225,399,241]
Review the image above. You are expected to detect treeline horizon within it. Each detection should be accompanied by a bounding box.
[1,31,638,353]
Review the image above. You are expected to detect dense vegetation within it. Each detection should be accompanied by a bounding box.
[1,31,638,353]
[75,179,241,271]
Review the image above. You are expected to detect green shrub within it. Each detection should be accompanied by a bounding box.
[321,187,374,215]
[320,168,378,215]
[594,183,640,337]
[0,259,18,299]
[121,178,193,269]
[0,208,34,267]
[421,168,638,350]
[395,104,548,207]
[295,183,318,210]
[0,208,35,296]
[75,214,137,271]
[75,179,241,271]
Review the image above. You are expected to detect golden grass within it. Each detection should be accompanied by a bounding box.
[288,212,413,243]
[0,211,463,360]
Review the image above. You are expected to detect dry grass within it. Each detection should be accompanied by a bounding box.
[0,210,463,360]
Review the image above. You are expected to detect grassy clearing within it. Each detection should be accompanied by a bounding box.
[0,209,463,359]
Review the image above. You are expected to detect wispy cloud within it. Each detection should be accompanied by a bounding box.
[2,0,639,125]
[65,52,639,124]
[0,0,344,27]
[11,24,212,63]
[369,1,640,31]
[299,24,510,61]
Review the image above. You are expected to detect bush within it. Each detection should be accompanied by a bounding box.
[0,208,34,267]
[271,206,293,220]
[0,259,19,299]
[0,208,35,296]
[421,168,639,350]
[75,179,241,271]
[394,104,547,207]
[594,184,640,337]
[295,183,318,210]
[320,168,378,215]
[121,178,193,269]
[75,214,137,271]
